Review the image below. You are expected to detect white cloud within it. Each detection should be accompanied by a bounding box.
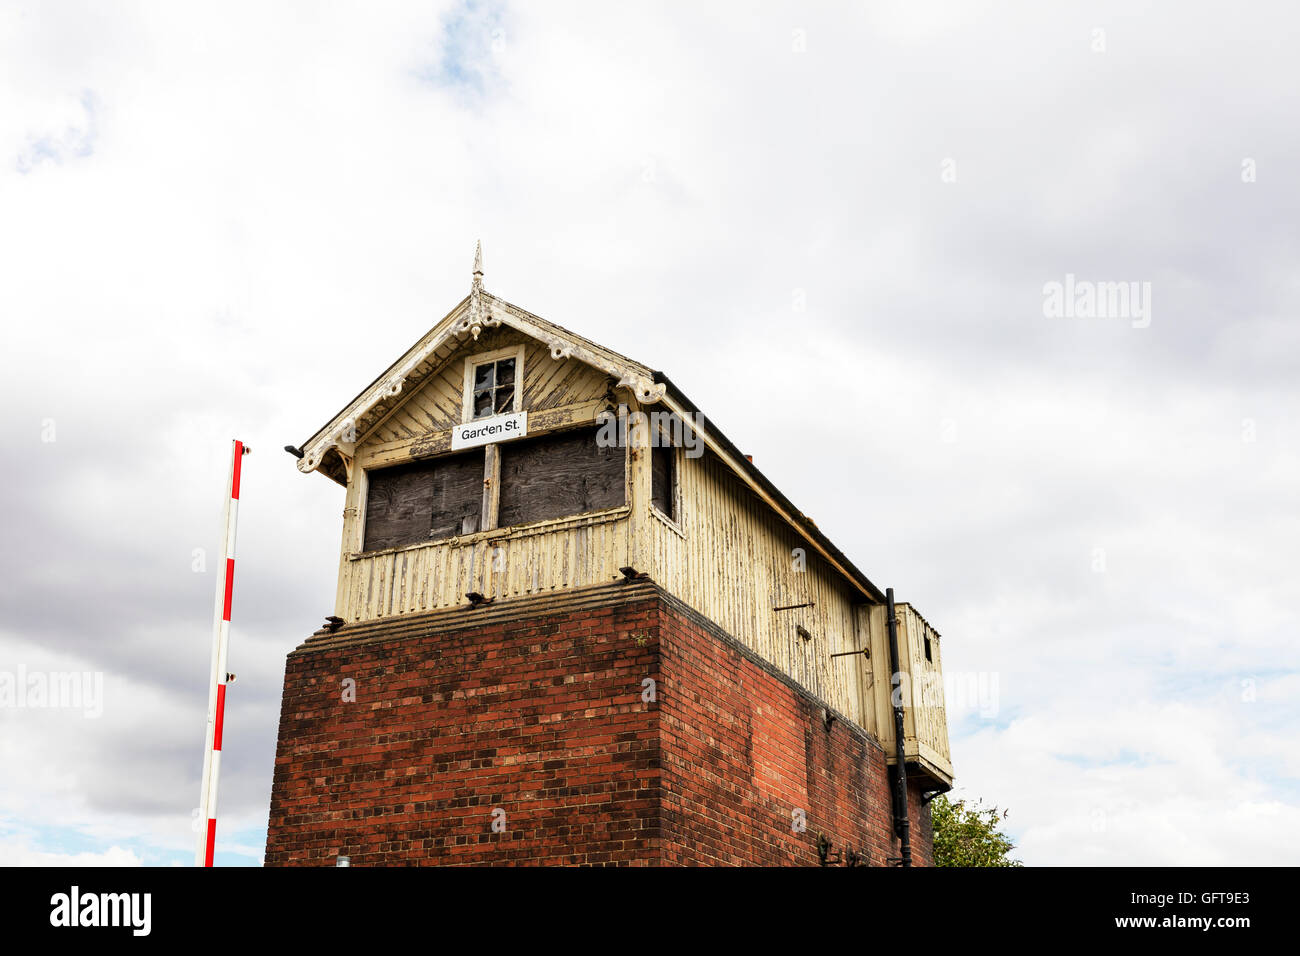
[0,840,143,867]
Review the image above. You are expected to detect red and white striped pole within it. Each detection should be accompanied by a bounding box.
[196,439,248,867]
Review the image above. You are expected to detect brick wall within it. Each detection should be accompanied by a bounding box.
[264,581,934,866]
[264,586,662,865]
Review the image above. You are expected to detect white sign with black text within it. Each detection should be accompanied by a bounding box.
[451,410,528,451]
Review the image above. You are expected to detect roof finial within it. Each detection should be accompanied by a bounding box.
[464,239,490,339]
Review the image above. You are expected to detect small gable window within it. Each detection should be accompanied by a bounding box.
[461,344,525,423]
[470,355,517,419]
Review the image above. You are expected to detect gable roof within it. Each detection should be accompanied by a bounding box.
[293,293,664,484]
[290,248,886,605]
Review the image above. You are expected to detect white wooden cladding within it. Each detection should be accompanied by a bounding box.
[866,602,954,782]
[329,325,952,780]
[897,605,953,779]
[339,508,631,621]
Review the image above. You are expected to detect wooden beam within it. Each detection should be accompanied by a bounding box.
[481,443,500,532]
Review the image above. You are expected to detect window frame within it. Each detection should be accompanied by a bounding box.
[461,345,526,423]
[650,441,680,526]
[649,417,683,531]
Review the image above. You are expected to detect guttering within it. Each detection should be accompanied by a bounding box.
[886,586,912,867]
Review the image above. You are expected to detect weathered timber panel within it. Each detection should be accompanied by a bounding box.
[427,450,487,539]
[361,451,486,550]
[361,460,436,552]
[498,428,625,528]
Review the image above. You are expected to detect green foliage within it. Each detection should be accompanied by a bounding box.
[930,794,1024,867]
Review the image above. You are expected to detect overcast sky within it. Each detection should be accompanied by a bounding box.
[1,0,1296,866]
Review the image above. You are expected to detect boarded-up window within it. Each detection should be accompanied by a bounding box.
[362,461,435,552]
[362,451,483,551]
[427,451,488,539]
[498,428,625,527]
[651,443,676,519]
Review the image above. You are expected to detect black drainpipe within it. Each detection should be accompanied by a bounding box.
[886,587,912,867]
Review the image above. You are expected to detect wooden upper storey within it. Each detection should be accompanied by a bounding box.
[290,261,953,788]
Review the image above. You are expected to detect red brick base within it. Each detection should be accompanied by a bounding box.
[264,580,933,866]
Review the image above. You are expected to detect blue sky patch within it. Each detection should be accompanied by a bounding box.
[15,89,98,174]
[418,0,508,103]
